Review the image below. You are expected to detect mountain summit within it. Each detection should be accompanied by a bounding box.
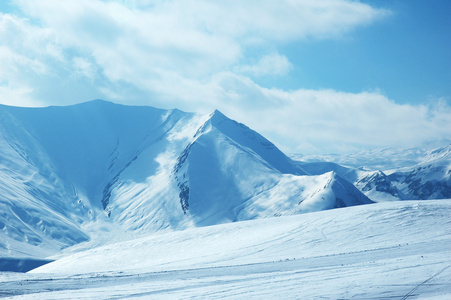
[0,100,372,258]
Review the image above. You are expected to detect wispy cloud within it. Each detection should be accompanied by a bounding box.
[237,53,293,77]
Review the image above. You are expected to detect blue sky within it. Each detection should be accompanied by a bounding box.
[274,0,451,105]
[0,0,450,154]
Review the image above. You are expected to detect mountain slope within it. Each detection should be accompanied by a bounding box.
[0,111,90,258]
[0,100,373,258]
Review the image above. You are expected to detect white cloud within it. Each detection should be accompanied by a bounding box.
[0,15,44,81]
[197,73,451,153]
[72,57,97,81]
[238,53,293,77]
[9,0,388,88]
[4,1,446,154]
[0,84,42,107]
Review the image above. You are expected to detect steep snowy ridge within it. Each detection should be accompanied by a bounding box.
[207,110,306,175]
[1,100,172,209]
[170,111,370,225]
[327,172,374,207]
[0,100,372,259]
[171,110,306,225]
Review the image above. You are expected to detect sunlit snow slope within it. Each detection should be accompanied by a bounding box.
[0,100,372,258]
[0,200,446,299]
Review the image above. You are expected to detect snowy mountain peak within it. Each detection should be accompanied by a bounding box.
[204,109,306,176]
[209,108,226,119]
[0,101,373,258]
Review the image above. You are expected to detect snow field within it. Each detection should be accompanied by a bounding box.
[0,200,448,299]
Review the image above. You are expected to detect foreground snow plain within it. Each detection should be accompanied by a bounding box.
[1,200,450,299]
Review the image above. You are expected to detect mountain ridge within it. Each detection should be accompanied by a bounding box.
[0,100,372,258]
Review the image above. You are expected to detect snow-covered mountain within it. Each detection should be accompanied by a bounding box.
[352,145,451,201]
[0,100,372,258]
[385,144,451,199]
[294,144,451,202]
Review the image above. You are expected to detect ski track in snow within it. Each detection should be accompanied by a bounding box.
[400,265,450,300]
[1,242,449,299]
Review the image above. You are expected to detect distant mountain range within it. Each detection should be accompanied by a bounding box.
[0,100,373,258]
[294,143,451,202]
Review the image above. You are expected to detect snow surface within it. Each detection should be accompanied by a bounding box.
[1,200,450,299]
